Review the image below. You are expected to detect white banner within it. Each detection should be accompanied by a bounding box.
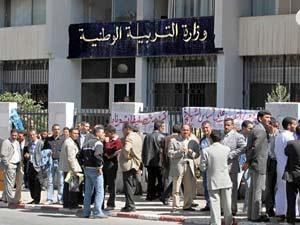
[183,107,258,130]
[111,111,169,134]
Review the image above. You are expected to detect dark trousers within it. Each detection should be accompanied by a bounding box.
[23,160,29,188]
[265,157,277,211]
[286,181,300,223]
[123,169,137,209]
[28,162,41,203]
[146,167,163,200]
[104,164,118,207]
[63,172,79,209]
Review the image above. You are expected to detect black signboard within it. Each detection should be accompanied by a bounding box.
[68,17,216,58]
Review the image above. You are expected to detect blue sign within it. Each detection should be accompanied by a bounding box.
[68,17,216,58]
[10,108,25,131]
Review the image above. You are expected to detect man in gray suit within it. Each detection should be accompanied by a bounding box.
[24,130,44,204]
[168,124,200,211]
[221,118,246,215]
[246,110,271,222]
[200,132,233,225]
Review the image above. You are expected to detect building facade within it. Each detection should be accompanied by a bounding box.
[0,0,300,110]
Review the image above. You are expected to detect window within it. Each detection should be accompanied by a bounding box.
[0,0,5,27]
[113,0,136,22]
[147,56,217,110]
[169,0,214,18]
[291,0,300,14]
[84,0,112,23]
[113,82,135,102]
[251,0,275,16]
[32,0,46,25]
[251,0,300,16]
[81,83,109,109]
[154,0,168,19]
[82,59,110,79]
[244,56,300,109]
[0,60,49,107]
[0,0,46,27]
[112,58,135,78]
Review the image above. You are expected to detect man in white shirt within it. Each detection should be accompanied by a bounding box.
[0,129,23,204]
[274,116,297,220]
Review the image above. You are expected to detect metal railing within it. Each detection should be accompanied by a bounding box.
[17,109,48,132]
[73,108,111,128]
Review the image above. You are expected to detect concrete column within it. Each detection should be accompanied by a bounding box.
[135,58,148,104]
[0,102,17,138]
[47,0,84,109]
[135,0,154,105]
[48,102,75,131]
[215,0,251,108]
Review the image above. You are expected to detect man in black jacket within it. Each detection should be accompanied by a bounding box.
[283,126,300,225]
[142,120,165,200]
[79,125,107,219]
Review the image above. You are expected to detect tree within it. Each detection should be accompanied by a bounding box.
[0,92,47,132]
[0,92,43,111]
[266,83,290,103]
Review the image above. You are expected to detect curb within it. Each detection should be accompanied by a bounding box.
[0,202,276,225]
[0,202,185,223]
[0,202,77,214]
[108,211,185,223]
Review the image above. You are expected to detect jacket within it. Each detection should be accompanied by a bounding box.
[59,137,82,173]
[221,130,246,173]
[26,139,44,172]
[142,130,165,167]
[0,138,18,168]
[283,140,300,183]
[78,137,104,168]
[119,131,143,172]
[200,142,232,191]
[168,135,200,178]
[246,123,269,175]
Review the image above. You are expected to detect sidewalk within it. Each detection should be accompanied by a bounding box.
[0,190,292,225]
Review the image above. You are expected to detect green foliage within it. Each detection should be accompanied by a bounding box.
[0,92,47,132]
[0,92,43,111]
[266,83,290,103]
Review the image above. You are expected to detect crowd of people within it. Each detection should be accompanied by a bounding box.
[0,110,300,225]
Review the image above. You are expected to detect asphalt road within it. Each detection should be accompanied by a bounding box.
[0,208,181,225]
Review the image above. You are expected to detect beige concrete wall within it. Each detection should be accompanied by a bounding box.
[239,14,300,56]
[0,25,49,60]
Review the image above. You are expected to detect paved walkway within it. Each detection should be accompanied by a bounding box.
[0,190,294,225]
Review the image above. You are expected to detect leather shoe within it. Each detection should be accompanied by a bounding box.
[276,215,285,222]
[183,207,196,211]
[27,200,35,204]
[191,202,199,207]
[160,197,169,205]
[121,207,136,212]
[266,208,275,217]
[200,205,210,211]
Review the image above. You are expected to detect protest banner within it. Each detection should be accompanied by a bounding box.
[111,111,169,134]
[183,107,258,130]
